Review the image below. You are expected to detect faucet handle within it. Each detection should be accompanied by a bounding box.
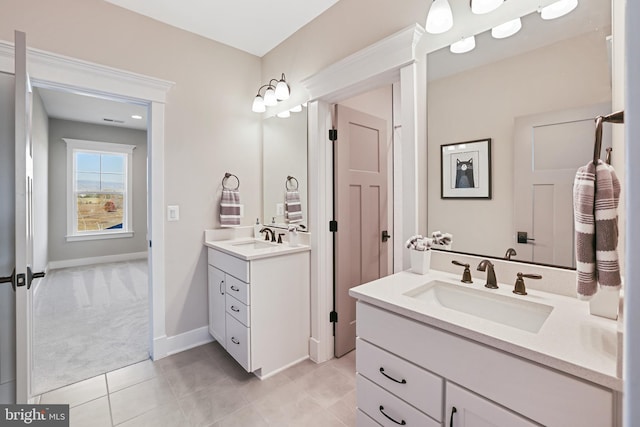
[513,272,542,296]
[452,260,473,284]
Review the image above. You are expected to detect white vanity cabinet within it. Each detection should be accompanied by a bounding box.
[355,301,618,427]
[207,246,310,378]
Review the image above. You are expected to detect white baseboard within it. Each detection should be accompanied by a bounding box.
[47,252,148,270]
[309,337,321,363]
[0,381,15,404]
[163,326,214,357]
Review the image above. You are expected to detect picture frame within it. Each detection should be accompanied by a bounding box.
[441,138,492,199]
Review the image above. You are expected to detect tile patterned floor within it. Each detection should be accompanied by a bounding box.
[35,342,356,427]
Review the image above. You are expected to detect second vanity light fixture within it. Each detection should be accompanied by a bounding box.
[252,73,290,113]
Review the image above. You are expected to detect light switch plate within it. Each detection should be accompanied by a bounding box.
[276,203,284,216]
[167,205,179,221]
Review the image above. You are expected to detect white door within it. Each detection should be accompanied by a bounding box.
[513,104,610,267]
[14,30,42,403]
[334,105,389,357]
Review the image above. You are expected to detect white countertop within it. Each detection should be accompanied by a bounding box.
[204,237,310,261]
[349,269,622,391]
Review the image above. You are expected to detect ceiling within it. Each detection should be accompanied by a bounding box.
[103,0,341,57]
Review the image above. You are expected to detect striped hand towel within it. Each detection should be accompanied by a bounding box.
[285,190,303,223]
[574,160,621,299]
[220,189,241,227]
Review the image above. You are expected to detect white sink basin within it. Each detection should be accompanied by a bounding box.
[404,280,553,333]
[231,240,276,250]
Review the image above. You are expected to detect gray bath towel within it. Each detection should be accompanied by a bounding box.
[220,189,241,227]
[594,161,621,290]
[285,190,302,223]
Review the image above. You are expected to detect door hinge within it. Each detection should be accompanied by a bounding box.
[329,129,338,141]
[330,311,338,323]
[329,220,338,232]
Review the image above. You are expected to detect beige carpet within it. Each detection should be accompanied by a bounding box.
[32,260,149,395]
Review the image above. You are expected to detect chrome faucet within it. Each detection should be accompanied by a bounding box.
[260,227,276,242]
[452,261,473,284]
[504,248,517,260]
[477,260,498,289]
[513,272,542,296]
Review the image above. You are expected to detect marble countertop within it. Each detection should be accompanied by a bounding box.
[204,237,310,261]
[349,269,622,391]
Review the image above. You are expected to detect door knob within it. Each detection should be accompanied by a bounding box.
[27,266,45,290]
[381,230,391,242]
[0,269,16,292]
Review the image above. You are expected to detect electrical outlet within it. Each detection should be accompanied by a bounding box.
[167,205,179,221]
[276,203,284,216]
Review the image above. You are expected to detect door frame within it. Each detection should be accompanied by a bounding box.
[0,41,174,375]
[301,24,427,362]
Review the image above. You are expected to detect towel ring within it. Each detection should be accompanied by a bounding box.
[286,175,299,191]
[222,173,240,190]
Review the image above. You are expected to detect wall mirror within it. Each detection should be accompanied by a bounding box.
[262,108,308,229]
[426,0,613,268]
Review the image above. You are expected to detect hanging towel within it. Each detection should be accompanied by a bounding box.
[285,190,303,223]
[573,160,621,299]
[220,189,241,227]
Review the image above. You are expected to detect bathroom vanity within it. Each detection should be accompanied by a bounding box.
[204,236,311,378]
[350,268,622,427]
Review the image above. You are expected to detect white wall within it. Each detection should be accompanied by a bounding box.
[47,118,148,263]
[0,0,262,337]
[32,89,48,273]
[426,30,612,258]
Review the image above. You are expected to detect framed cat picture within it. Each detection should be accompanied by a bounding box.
[441,138,492,199]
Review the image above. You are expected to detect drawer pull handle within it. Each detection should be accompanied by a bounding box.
[379,367,407,384]
[219,280,225,295]
[231,337,240,345]
[230,285,240,292]
[379,406,406,425]
[231,305,240,312]
[449,406,457,427]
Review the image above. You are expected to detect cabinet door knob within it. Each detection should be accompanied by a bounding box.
[231,337,240,345]
[230,285,239,292]
[449,406,457,427]
[219,280,225,295]
[379,406,406,425]
[379,367,407,384]
[231,306,240,313]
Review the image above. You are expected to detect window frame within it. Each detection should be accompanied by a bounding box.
[64,138,136,242]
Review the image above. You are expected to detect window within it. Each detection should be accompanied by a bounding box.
[64,139,135,241]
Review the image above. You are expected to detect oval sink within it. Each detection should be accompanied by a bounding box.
[404,280,553,333]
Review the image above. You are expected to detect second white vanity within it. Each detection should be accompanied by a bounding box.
[205,233,311,378]
[350,262,622,427]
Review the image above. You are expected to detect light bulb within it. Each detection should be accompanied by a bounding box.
[425,0,453,34]
[277,110,291,118]
[491,17,522,39]
[540,0,578,20]
[471,0,503,14]
[290,105,303,113]
[450,36,476,54]
[252,95,266,113]
[275,75,290,100]
[264,87,277,106]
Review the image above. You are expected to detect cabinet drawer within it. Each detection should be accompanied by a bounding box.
[226,275,250,305]
[225,314,251,372]
[357,374,440,427]
[208,248,250,282]
[356,409,382,426]
[357,338,443,421]
[226,294,250,327]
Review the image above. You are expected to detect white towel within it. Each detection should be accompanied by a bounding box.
[220,189,241,227]
[285,190,302,223]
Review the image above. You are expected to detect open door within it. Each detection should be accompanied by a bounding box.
[334,105,389,357]
[14,30,43,403]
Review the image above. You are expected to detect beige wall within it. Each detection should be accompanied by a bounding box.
[427,30,612,258]
[0,0,262,336]
[47,119,148,262]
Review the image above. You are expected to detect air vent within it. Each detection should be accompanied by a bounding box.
[103,118,125,124]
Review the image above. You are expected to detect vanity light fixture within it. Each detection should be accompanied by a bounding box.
[450,36,476,53]
[131,114,143,120]
[470,0,503,15]
[251,73,291,113]
[425,0,453,34]
[290,104,303,113]
[491,17,522,39]
[277,110,291,118]
[540,0,578,20]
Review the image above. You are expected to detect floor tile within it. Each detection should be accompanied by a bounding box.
[69,396,111,427]
[210,404,269,427]
[156,345,213,374]
[178,385,249,427]
[294,364,355,408]
[115,401,188,427]
[163,357,228,398]
[328,389,357,426]
[106,359,159,393]
[238,371,292,403]
[40,374,107,408]
[281,358,323,381]
[109,376,176,425]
